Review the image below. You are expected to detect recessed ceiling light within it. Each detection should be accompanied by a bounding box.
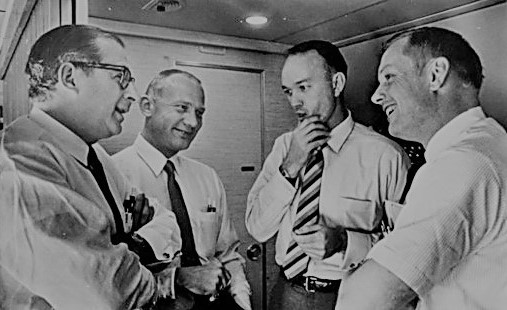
[245,15,268,25]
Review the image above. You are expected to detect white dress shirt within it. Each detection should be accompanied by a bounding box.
[246,113,410,280]
[368,107,507,310]
[113,134,251,305]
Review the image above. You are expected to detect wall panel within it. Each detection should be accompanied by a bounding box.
[2,0,61,125]
[342,2,507,130]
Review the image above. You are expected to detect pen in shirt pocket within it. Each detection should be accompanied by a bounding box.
[206,198,216,213]
[123,190,136,233]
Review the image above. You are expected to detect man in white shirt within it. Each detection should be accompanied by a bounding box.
[113,69,251,310]
[337,27,507,310]
[245,40,410,310]
[0,25,178,309]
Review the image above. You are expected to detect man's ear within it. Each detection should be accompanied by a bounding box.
[58,63,77,90]
[332,72,346,98]
[139,95,154,117]
[428,57,450,91]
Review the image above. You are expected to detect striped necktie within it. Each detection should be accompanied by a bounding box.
[282,148,324,279]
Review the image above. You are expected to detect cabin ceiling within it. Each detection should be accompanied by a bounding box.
[89,0,494,45]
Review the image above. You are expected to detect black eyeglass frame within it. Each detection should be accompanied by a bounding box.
[69,61,135,90]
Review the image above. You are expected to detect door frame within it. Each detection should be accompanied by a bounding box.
[176,60,268,310]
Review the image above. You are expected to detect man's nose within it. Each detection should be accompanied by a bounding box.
[184,110,199,128]
[124,83,140,107]
[371,85,385,105]
[289,93,303,110]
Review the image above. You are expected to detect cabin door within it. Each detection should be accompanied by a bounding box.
[176,63,265,310]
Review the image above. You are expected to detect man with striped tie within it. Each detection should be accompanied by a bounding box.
[246,40,411,310]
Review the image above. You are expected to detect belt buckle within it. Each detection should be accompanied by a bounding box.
[304,277,316,293]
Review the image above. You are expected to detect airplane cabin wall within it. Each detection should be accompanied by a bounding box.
[1,0,62,125]
[342,2,507,130]
[0,2,504,309]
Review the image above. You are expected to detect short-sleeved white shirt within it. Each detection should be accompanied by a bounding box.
[369,107,507,310]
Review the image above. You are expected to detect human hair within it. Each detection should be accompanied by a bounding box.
[287,40,348,79]
[384,27,483,89]
[145,69,205,102]
[25,24,125,100]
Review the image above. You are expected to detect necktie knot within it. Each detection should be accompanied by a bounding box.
[87,146,99,170]
[164,160,177,179]
[310,143,326,159]
[304,146,325,175]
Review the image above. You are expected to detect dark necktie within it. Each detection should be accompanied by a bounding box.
[282,148,324,279]
[164,160,201,267]
[87,146,125,244]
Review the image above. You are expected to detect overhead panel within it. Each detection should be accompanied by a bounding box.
[88,0,496,45]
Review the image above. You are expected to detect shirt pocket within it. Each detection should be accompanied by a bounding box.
[331,197,382,232]
[192,211,221,257]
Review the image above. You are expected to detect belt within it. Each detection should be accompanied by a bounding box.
[288,274,341,293]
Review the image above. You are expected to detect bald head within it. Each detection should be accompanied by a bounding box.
[140,69,205,158]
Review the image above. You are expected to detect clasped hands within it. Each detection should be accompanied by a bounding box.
[177,253,251,309]
[176,258,231,297]
[154,259,251,309]
[149,256,231,304]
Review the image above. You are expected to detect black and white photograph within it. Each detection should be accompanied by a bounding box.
[0,0,506,309]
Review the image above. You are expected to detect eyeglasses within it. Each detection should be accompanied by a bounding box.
[69,61,135,90]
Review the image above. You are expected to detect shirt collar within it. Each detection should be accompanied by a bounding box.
[326,110,355,154]
[425,106,485,161]
[134,134,180,176]
[28,107,89,165]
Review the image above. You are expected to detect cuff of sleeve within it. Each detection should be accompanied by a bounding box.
[231,290,252,310]
[342,231,371,270]
[230,283,251,298]
[136,228,168,260]
[256,170,298,215]
[278,166,298,187]
[229,273,251,297]
[271,169,298,199]
[137,199,182,260]
[230,278,252,310]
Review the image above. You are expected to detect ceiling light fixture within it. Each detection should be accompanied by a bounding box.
[245,15,268,25]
